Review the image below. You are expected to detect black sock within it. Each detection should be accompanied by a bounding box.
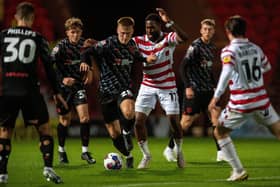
[112,135,129,156]
[40,135,54,167]
[0,139,11,174]
[80,122,90,147]
[120,116,135,133]
[212,126,221,151]
[57,123,67,147]
[168,135,175,149]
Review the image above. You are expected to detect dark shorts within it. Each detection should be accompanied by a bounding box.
[182,91,213,115]
[0,93,49,128]
[56,85,88,115]
[101,89,134,123]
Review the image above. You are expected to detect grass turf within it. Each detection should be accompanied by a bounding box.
[6,137,280,187]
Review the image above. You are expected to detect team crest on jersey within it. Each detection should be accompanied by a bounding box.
[52,46,59,54]
[155,43,163,49]
[97,40,107,47]
[222,56,231,64]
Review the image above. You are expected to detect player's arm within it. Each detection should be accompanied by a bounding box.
[39,37,68,109]
[209,62,233,111]
[180,45,197,89]
[156,8,188,43]
[132,40,157,64]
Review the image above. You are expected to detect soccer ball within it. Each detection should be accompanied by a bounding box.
[103,152,122,170]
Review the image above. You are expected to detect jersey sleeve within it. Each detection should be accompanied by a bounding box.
[180,44,199,88]
[259,48,271,73]
[213,47,236,98]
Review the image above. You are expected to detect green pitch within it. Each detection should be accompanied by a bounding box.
[7,137,280,187]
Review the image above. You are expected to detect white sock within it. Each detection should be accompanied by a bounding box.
[218,137,244,173]
[82,146,88,153]
[122,129,130,135]
[138,140,151,158]
[58,146,65,152]
[174,138,183,153]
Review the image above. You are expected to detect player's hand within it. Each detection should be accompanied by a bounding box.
[83,38,97,48]
[53,94,68,110]
[63,77,76,86]
[186,87,194,99]
[83,69,93,85]
[146,54,157,63]
[80,62,90,72]
[156,8,171,23]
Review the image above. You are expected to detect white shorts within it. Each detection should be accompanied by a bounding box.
[135,84,180,116]
[219,105,280,129]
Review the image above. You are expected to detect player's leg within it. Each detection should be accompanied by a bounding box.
[255,105,280,139]
[160,89,185,168]
[31,94,62,184]
[102,100,133,168]
[0,96,19,183]
[214,108,248,181]
[57,113,71,164]
[55,89,72,164]
[134,85,156,169]
[210,107,227,162]
[119,91,135,152]
[76,102,96,164]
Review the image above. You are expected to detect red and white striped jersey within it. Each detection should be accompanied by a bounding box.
[215,38,271,113]
[133,32,178,89]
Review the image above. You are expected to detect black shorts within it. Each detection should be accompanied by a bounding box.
[56,86,88,115]
[0,93,49,128]
[182,91,213,115]
[101,89,134,123]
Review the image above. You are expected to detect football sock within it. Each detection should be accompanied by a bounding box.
[212,126,221,151]
[120,116,135,133]
[58,146,65,152]
[0,139,11,174]
[40,135,54,167]
[82,146,88,153]
[218,137,244,173]
[80,122,90,146]
[57,123,67,147]
[168,135,175,149]
[138,140,151,157]
[174,138,183,152]
[112,135,129,156]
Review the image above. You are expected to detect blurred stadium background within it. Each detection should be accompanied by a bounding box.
[1,0,279,139]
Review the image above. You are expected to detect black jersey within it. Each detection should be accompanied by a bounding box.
[81,35,145,103]
[180,38,217,92]
[0,26,59,96]
[51,38,86,86]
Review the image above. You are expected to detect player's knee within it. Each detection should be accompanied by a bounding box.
[122,109,135,120]
[60,119,71,126]
[39,135,53,146]
[80,116,90,123]
[180,117,193,131]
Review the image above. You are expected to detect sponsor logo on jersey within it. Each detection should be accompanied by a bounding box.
[222,56,231,64]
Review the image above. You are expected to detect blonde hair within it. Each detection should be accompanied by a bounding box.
[201,19,215,27]
[117,17,135,27]
[64,17,83,30]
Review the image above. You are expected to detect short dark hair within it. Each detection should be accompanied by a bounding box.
[117,17,135,27]
[145,13,161,24]
[16,2,34,20]
[224,15,246,37]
